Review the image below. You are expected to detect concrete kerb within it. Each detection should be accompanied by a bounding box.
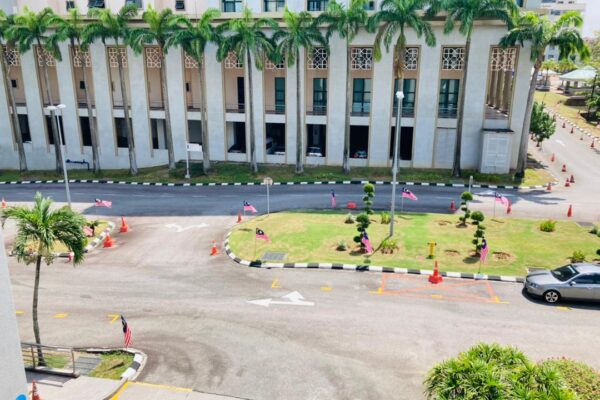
[55,221,116,258]
[548,110,599,142]
[222,232,525,284]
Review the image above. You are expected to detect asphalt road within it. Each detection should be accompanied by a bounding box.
[5,213,600,400]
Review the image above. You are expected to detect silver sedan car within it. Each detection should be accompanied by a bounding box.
[524,263,600,303]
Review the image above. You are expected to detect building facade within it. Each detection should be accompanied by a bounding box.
[1,0,541,173]
[541,0,586,61]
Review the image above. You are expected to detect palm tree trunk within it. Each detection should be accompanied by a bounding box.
[117,44,138,176]
[452,36,471,178]
[38,42,63,175]
[76,40,100,173]
[295,48,303,174]
[342,41,352,174]
[33,254,45,366]
[516,57,542,178]
[159,49,176,170]
[1,44,27,171]
[198,61,210,173]
[246,48,257,173]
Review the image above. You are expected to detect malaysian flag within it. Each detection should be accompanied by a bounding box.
[256,228,269,242]
[494,192,509,207]
[243,201,257,213]
[95,198,112,208]
[480,239,489,263]
[401,188,418,201]
[330,190,336,208]
[361,231,373,253]
[121,315,132,348]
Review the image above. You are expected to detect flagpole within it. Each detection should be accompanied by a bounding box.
[254,233,257,260]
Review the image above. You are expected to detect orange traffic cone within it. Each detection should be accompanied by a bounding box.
[565,178,570,187]
[237,210,242,223]
[567,204,573,218]
[546,182,552,191]
[569,175,575,184]
[550,153,555,162]
[449,201,456,213]
[561,164,567,172]
[103,234,114,248]
[210,240,219,256]
[429,261,443,284]
[31,380,42,400]
[120,216,129,233]
[1,198,6,209]
[506,202,512,214]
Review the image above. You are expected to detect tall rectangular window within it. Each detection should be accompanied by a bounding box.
[313,78,327,115]
[438,79,459,118]
[222,0,242,12]
[352,78,371,115]
[88,0,105,8]
[175,0,186,10]
[275,77,285,113]
[264,0,285,11]
[393,79,416,117]
[307,0,328,11]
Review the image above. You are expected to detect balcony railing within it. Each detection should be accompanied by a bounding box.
[351,103,370,116]
[265,104,285,114]
[226,103,245,113]
[438,107,457,119]
[306,104,327,115]
[393,105,415,118]
[148,100,164,110]
[187,102,205,112]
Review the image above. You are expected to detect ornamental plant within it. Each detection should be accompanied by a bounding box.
[353,183,375,251]
[470,211,486,255]
[458,191,473,226]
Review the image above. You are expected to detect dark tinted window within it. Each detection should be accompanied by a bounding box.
[573,275,596,284]
[551,264,578,282]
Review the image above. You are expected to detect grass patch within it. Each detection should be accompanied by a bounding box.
[88,351,133,380]
[40,353,70,369]
[535,91,600,138]
[229,211,600,276]
[20,220,109,254]
[541,359,600,400]
[1,161,550,186]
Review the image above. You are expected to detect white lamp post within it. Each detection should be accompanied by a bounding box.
[390,90,404,237]
[46,104,71,208]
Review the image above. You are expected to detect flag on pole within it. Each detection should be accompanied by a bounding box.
[480,239,489,263]
[95,198,112,208]
[243,201,257,213]
[256,228,270,242]
[121,315,132,348]
[330,190,336,208]
[401,188,418,201]
[494,192,509,206]
[361,231,373,253]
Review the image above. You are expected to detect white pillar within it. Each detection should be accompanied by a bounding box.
[369,47,394,167]
[285,48,305,165]
[55,42,82,159]
[157,119,166,149]
[127,47,152,167]
[0,60,18,168]
[165,47,188,162]
[204,43,226,161]
[326,35,348,166]
[509,44,533,169]
[249,55,265,162]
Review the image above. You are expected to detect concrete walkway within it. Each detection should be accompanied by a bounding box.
[111,382,250,400]
[26,371,121,400]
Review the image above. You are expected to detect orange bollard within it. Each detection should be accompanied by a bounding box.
[565,178,570,187]
[567,204,573,218]
[1,198,6,209]
[546,182,552,191]
[237,210,242,223]
[561,164,567,172]
[210,240,219,256]
[31,380,42,400]
[120,216,129,233]
[449,201,456,213]
[569,175,575,184]
[550,153,555,162]
[103,234,114,248]
[429,261,443,284]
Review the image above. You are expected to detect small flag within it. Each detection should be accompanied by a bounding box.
[256,228,269,242]
[95,198,112,208]
[402,188,418,201]
[121,315,132,348]
[243,201,257,213]
[361,231,373,253]
[494,192,509,206]
[480,239,489,263]
[330,190,336,208]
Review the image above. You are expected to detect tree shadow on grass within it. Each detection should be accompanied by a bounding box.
[463,255,479,264]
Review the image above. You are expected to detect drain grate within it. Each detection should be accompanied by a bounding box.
[262,252,288,261]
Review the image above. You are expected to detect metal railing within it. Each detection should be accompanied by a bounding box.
[306,104,327,115]
[21,342,79,377]
[438,107,457,119]
[265,104,285,114]
[226,102,245,113]
[393,105,415,118]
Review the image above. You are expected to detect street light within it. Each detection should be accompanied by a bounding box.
[389,90,404,237]
[46,104,71,208]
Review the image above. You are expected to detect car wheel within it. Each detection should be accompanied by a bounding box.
[543,290,560,304]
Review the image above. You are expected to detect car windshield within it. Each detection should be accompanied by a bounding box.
[551,264,579,282]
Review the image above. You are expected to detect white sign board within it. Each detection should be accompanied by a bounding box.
[186,143,202,152]
[263,177,273,186]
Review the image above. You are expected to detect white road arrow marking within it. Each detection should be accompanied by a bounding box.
[247,291,315,307]
[164,223,209,233]
[555,139,566,147]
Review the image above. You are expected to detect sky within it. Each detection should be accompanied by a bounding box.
[582,0,600,38]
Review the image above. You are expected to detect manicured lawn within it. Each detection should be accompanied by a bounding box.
[88,351,133,380]
[0,161,551,186]
[229,211,600,277]
[535,91,600,138]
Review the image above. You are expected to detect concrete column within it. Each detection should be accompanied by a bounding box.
[55,42,82,159]
[369,46,394,167]
[204,43,226,161]
[285,48,305,165]
[326,35,347,166]
[501,70,512,112]
[509,44,534,168]
[248,54,265,162]
[165,47,187,162]
[127,47,152,167]
[0,60,18,168]
[0,229,27,400]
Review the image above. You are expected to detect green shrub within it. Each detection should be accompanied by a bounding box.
[570,250,586,263]
[344,213,355,224]
[596,249,600,257]
[590,225,598,235]
[541,358,600,400]
[540,220,557,232]
[470,211,486,254]
[380,238,398,254]
[458,191,473,226]
[336,241,348,251]
[380,211,391,224]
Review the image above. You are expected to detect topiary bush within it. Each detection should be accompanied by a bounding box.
[380,238,398,254]
[470,211,486,255]
[541,358,600,400]
[540,220,557,232]
[571,250,586,263]
[458,191,473,226]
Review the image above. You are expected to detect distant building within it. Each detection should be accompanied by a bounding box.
[541,0,586,61]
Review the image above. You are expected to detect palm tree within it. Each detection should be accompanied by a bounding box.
[541,59,558,86]
[0,10,27,171]
[432,0,517,178]
[501,11,589,177]
[168,9,222,173]
[128,5,178,171]
[217,7,277,173]
[273,8,327,174]
[83,5,139,176]
[319,0,368,174]
[2,193,86,365]
[8,7,64,174]
[368,0,436,173]
[51,7,101,173]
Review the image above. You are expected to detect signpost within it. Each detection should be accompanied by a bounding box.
[263,177,273,215]
[185,143,202,179]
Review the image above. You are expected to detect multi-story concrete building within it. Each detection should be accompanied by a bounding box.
[541,0,586,61]
[1,0,541,174]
